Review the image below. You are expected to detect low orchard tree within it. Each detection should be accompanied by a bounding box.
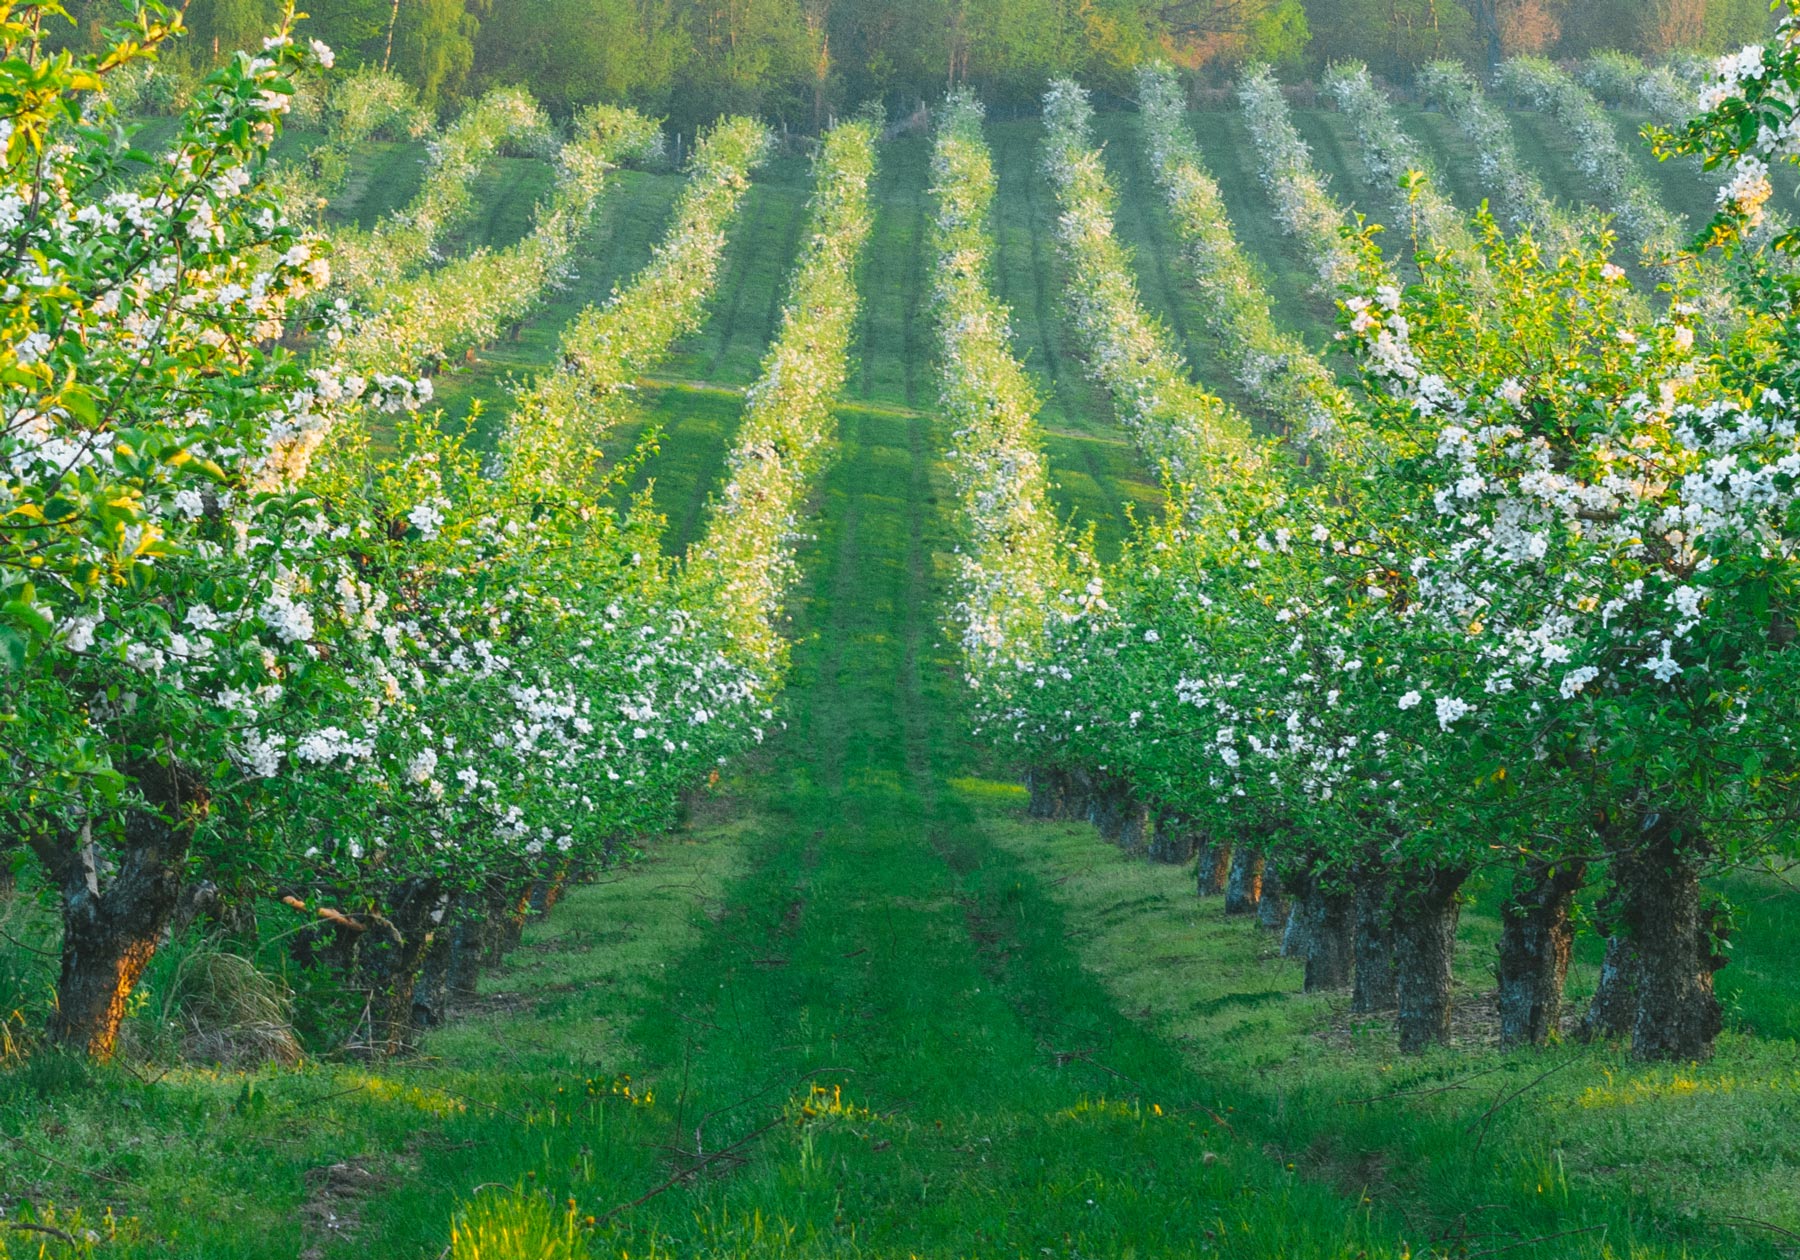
[1343,200,1800,1061]
[0,3,416,1058]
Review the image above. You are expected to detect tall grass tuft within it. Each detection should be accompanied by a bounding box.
[447,1190,585,1260]
[133,936,302,1066]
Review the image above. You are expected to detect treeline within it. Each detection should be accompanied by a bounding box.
[56,0,1780,127]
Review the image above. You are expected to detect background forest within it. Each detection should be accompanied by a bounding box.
[52,0,1785,127]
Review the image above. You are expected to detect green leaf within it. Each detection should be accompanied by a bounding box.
[0,626,26,671]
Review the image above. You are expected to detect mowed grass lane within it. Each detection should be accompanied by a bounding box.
[348,404,1415,1259]
[368,374,1800,1260]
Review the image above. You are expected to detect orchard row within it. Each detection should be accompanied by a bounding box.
[941,42,1800,1063]
[0,17,874,1059]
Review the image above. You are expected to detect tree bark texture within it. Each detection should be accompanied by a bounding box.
[445,893,483,1004]
[1149,813,1198,865]
[354,878,447,1056]
[1614,814,1724,1061]
[1197,839,1232,896]
[1224,847,1263,915]
[1257,859,1290,934]
[1026,766,1069,820]
[1582,932,1638,1042]
[40,762,208,1059]
[1392,866,1467,1053]
[1288,873,1354,992]
[1496,857,1586,1046]
[1088,777,1150,855]
[1351,865,1396,1013]
[1278,865,1311,960]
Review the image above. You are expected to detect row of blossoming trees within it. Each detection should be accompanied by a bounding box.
[939,35,1800,1061]
[0,3,874,1060]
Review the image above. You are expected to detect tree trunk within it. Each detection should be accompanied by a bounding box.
[445,893,483,1004]
[1150,813,1198,865]
[1224,847,1263,914]
[1065,767,1097,824]
[529,859,573,916]
[39,763,207,1060]
[1287,871,1354,991]
[1496,857,1586,1047]
[1391,866,1467,1053]
[1582,932,1638,1042]
[1257,859,1290,934]
[1197,838,1232,896]
[1026,766,1067,820]
[1351,865,1396,1013]
[1614,813,1723,1062]
[1088,777,1136,846]
[355,878,447,1056]
[1113,790,1152,857]
[413,918,454,1029]
[1279,865,1311,959]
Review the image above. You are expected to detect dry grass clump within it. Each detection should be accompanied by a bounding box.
[151,944,302,1067]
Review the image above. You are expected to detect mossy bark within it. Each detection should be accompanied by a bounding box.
[1224,847,1263,915]
[1350,864,1396,1014]
[1392,866,1467,1053]
[37,763,207,1060]
[1197,839,1232,896]
[1496,857,1585,1046]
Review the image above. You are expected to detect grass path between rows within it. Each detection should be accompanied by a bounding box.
[339,405,1407,1259]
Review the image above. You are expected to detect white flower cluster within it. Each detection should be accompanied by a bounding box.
[1137,63,1357,454]
[930,92,1087,694]
[684,118,879,669]
[1041,79,1258,495]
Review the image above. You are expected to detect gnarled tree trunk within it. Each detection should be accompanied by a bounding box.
[1257,859,1290,934]
[1392,866,1468,1053]
[1285,868,1353,992]
[1581,932,1638,1042]
[1150,812,1198,865]
[1197,838,1232,896]
[1088,777,1148,853]
[1351,863,1396,1013]
[1115,793,1153,857]
[1614,813,1723,1061]
[1065,767,1098,824]
[1279,865,1312,960]
[1496,856,1586,1047]
[36,761,208,1060]
[1026,766,1069,820]
[445,893,484,1004]
[355,878,447,1056]
[1224,847,1263,915]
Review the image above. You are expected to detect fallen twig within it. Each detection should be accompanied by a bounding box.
[8,1222,80,1245]
[7,1135,129,1187]
[596,1115,787,1224]
[1338,1064,1506,1107]
[1718,1214,1800,1248]
[1465,1223,1605,1257]
[1468,1054,1590,1157]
